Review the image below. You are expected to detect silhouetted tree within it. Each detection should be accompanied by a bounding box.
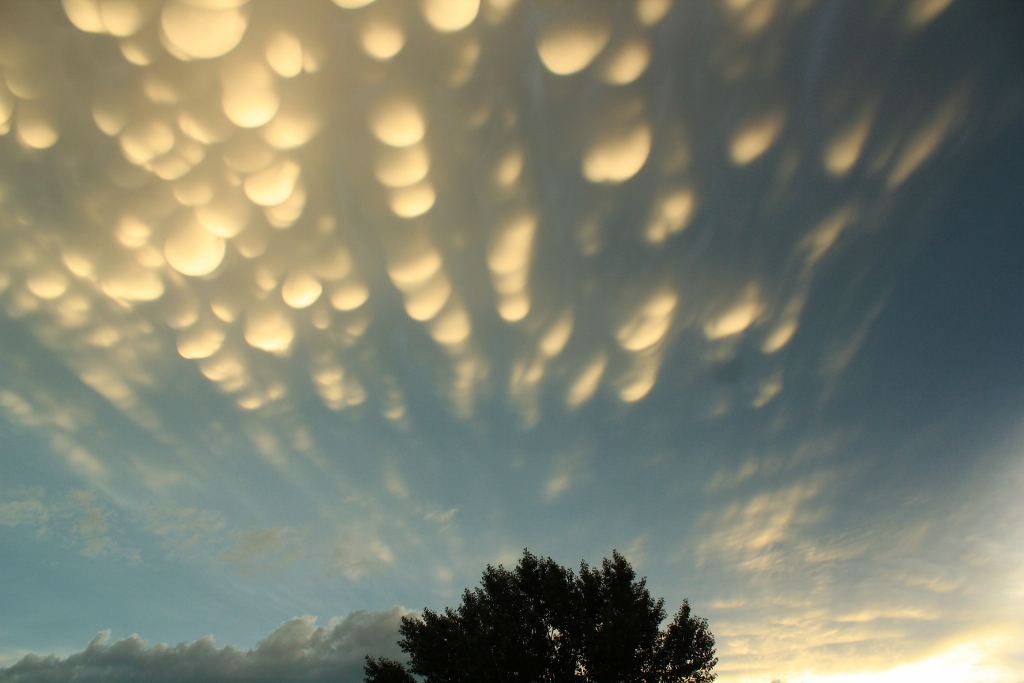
[363,549,716,683]
[657,602,718,683]
[364,656,416,683]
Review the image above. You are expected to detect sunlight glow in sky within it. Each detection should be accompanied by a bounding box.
[1,1,1023,682]
[781,637,1021,683]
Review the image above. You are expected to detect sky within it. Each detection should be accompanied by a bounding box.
[0,0,1022,682]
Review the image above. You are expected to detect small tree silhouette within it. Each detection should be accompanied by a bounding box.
[363,655,416,683]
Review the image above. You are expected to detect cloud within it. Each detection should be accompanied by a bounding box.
[67,491,116,558]
[0,0,953,470]
[326,527,395,580]
[144,507,226,550]
[0,488,128,558]
[0,607,414,683]
[423,508,456,525]
[0,494,48,527]
[384,469,410,501]
[219,527,304,576]
[694,449,1024,683]
[0,3,1017,683]
[542,447,591,502]
[543,473,572,501]
[699,478,824,573]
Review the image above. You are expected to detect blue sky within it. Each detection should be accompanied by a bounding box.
[1,1,1023,682]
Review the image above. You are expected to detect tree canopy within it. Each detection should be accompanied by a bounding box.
[364,550,716,683]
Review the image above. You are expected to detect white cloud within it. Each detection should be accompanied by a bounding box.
[0,607,414,683]
[693,449,1024,683]
[699,479,824,572]
[543,448,591,502]
[326,526,395,580]
[543,473,572,501]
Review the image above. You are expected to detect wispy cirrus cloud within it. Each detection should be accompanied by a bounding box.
[218,526,305,576]
[0,488,125,559]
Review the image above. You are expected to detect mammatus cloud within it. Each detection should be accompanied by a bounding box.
[0,607,413,683]
[0,0,980,483]
[1,1,1022,682]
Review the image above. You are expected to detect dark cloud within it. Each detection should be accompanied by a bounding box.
[0,607,412,683]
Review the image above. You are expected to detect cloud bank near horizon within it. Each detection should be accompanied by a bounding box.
[0,607,412,683]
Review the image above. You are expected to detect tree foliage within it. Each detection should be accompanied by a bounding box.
[363,550,716,683]
[364,656,417,683]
